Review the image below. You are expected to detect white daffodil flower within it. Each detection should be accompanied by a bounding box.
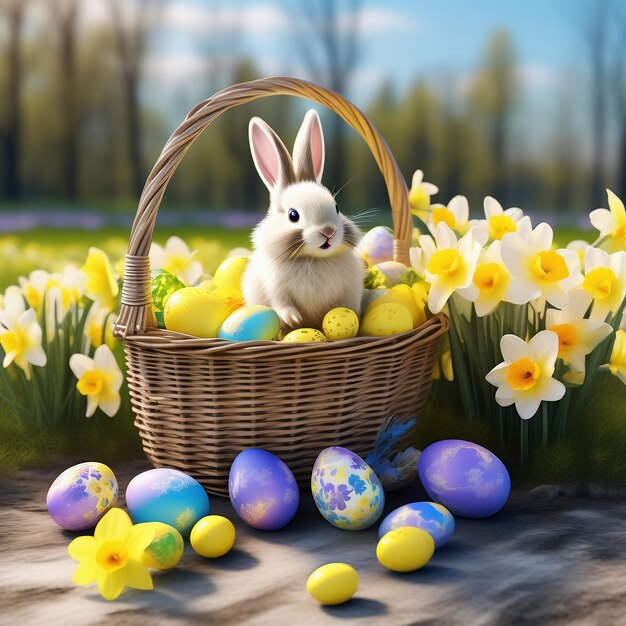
[0,286,47,379]
[70,345,123,417]
[501,222,581,308]
[427,195,470,234]
[546,289,612,375]
[149,236,202,286]
[589,189,626,253]
[603,329,626,385]
[409,170,439,215]
[417,222,482,314]
[581,247,626,321]
[486,331,566,420]
[458,240,513,317]
[470,196,533,242]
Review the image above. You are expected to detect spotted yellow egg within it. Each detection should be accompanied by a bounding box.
[365,284,426,329]
[164,287,230,338]
[139,521,184,570]
[322,307,359,340]
[282,328,328,342]
[306,563,359,605]
[190,515,236,558]
[213,256,249,289]
[360,303,413,337]
[376,527,434,572]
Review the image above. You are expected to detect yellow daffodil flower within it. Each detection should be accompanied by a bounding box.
[486,330,566,420]
[18,270,50,311]
[589,189,626,252]
[546,290,612,375]
[471,196,532,241]
[68,507,154,601]
[604,329,626,385]
[0,286,47,379]
[84,304,116,349]
[149,236,203,286]
[581,247,626,321]
[70,345,123,417]
[501,222,581,308]
[409,170,439,217]
[83,248,119,310]
[426,195,471,234]
[414,222,482,314]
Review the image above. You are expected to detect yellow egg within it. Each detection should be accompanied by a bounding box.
[190,515,236,558]
[139,521,184,570]
[198,278,217,291]
[376,527,434,572]
[164,287,230,338]
[306,563,359,605]
[213,286,245,314]
[282,328,328,342]
[213,256,249,289]
[322,307,360,340]
[365,284,425,328]
[360,303,413,337]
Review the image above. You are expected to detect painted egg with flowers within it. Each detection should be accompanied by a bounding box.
[311,447,384,530]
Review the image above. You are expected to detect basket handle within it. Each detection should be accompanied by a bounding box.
[114,76,412,338]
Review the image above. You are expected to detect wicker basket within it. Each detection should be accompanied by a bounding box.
[113,76,449,497]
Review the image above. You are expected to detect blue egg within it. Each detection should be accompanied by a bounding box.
[378,502,455,548]
[218,305,280,341]
[418,440,510,519]
[126,468,210,535]
[229,449,299,530]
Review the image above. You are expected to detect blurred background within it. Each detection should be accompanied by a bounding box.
[0,0,624,233]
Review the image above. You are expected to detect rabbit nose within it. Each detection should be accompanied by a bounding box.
[321,226,336,238]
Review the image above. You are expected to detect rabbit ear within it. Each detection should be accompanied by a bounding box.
[293,109,325,183]
[249,117,295,191]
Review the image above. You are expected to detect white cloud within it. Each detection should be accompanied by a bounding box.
[340,7,418,35]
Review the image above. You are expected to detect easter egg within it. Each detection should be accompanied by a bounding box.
[229,449,299,530]
[322,307,359,340]
[190,515,236,558]
[307,563,359,605]
[418,439,511,518]
[357,226,394,266]
[376,527,435,572]
[378,502,455,549]
[360,302,413,337]
[47,462,118,531]
[311,447,384,530]
[218,305,280,341]
[282,328,328,342]
[151,268,185,312]
[366,284,426,329]
[374,261,410,286]
[139,521,184,570]
[126,468,210,535]
[213,256,249,289]
[164,287,229,338]
[213,285,244,314]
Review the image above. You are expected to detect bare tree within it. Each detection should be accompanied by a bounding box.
[0,0,29,200]
[289,0,363,190]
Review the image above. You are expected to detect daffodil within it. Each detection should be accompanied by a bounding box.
[471,196,532,241]
[501,222,581,308]
[409,170,438,217]
[546,290,612,375]
[414,222,482,314]
[68,507,154,601]
[603,329,626,385]
[18,270,50,311]
[0,286,47,379]
[150,236,203,286]
[589,189,626,252]
[84,304,116,349]
[581,247,626,321]
[566,240,589,266]
[18,265,84,316]
[427,195,470,234]
[70,345,123,417]
[486,331,566,420]
[83,248,119,310]
[458,240,513,316]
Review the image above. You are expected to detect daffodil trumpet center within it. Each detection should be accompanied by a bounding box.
[77,370,104,396]
[427,249,462,277]
[489,214,516,240]
[583,267,616,299]
[507,357,542,391]
[548,323,578,357]
[531,250,569,283]
[410,187,430,211]
[473,263,501,293]
[96,540,129,572]
[431,208,457,229]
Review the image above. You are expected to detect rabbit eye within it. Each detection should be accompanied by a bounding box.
[288,209,300,223]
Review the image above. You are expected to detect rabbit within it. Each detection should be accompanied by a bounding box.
[242,109,365,332]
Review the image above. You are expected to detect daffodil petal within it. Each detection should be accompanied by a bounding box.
[538,377,566,402]
[72,560,99,586]
[515,396,541,420]
[122,560,153,591]
[98,390,121,417]
[126,524,156,560]
[68,535,98,561]
[95,508,133,543]
[93,345,117,372]
[589,208,614,235]
[486,362,509,387]
[529,330,559,366]
[97,569,126,601]
[70,354,94,379]
[427,281,454,314]
[495,386,516,407]
[500,334,531,363]
[484,196,503,219]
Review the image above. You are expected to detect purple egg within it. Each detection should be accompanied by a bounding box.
[46,462,118,531]
[418,440,510,518]
[229,449,299,530]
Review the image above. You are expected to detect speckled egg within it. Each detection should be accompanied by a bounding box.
[357,226,394,266]
[151,269,186,312]
[282,328,328,342]
[218,305,280,341]
[164,287,230,337]
[322,308,359,340]
[360,302,413,337]
[311,447,385,530]
[378,502,455,548]
[365,284,426,329]
[46,462,118,531]
[418,439,511,519]
[126,468,210,535]
[139,521,184,569]
[229,449,299,530]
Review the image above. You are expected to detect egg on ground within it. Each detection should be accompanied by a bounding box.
[307,563,359,605]
[376,527,434,572]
